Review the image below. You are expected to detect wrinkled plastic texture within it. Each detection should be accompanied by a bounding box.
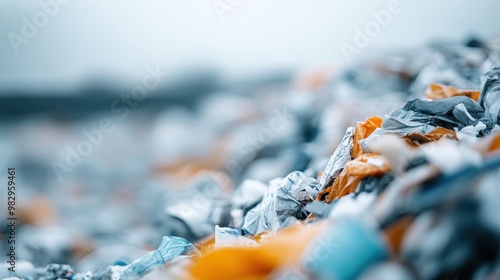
[352,116,383,158]
[241,171,319,235]
[119,236,194,280]
[479,67,500,131]
[319,153,391,203]
[318,127,355,191]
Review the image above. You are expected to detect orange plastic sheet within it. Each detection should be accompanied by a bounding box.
[318,153,391,203]
[402,127,458,146]
[425,83,480,101]
[187,221,328,280]
[352,116,383,159]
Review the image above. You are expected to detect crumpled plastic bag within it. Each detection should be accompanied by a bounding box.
[119,236,196,280]
[318,127,355,191]
[352,116,383,158]
[241,171,319,235]
[403,96,484,127]
[478,66,500,131]
[318,153,391,203]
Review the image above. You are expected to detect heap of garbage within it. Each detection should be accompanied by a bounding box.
[2,38,500,280]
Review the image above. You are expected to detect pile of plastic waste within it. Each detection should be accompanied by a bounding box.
[2,38,500,280]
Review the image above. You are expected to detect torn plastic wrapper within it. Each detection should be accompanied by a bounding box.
[381,110,437,134]
[362,75,499,151]
[360,114,437,154]
[352,116,384,159]
[478,67,500,131]
[378,94,485,137]
[403,96,484,129]
[119,236,196,280]
[241,171,320,235]
[318,153,391,203]
[318,127,355,191]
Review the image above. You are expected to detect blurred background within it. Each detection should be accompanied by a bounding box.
[1,0,500,273]
[1,0,500,90]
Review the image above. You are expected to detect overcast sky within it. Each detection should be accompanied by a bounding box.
[0,0,499,91]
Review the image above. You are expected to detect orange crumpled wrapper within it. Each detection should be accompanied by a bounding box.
[187,221,328,280]
[318,153,391,203]
[352,116,383,159]
[425,83,480,101]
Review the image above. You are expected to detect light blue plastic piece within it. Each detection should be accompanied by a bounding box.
[119,236,194,280]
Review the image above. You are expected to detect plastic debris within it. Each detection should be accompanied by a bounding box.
[3,38,500,280]
[241,171,319,235]
[119,236,196,280]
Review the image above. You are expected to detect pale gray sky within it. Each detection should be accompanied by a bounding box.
[0,0,499,90]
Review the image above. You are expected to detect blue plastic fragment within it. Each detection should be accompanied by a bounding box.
[119,236,194,280]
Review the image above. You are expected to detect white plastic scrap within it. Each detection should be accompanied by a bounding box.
[241,171,319,235]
